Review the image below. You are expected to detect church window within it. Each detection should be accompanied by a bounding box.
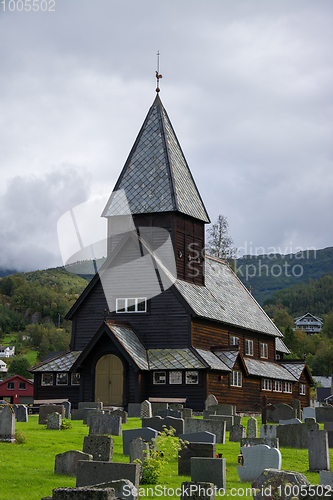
[169,371,182,384]
[300,383,306,395]
[56,373,68,385]
[260,343,268,358]
[245,339,253,356]
[284,382,293,393]
[230,371,242,387]
[153,372,166,384]
[230,336,239,346]
[42,373,53,386]
[186,371,198,384]
[116,298,147,313]
[273,380,282,392]
[71,373,80,385]
[262,378,272,391]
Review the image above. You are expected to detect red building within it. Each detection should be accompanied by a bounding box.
[0,375,34,404]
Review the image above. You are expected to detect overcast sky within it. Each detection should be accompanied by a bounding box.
[0,0,332,272]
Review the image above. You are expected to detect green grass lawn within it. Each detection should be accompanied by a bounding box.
[24,350,38,365]
[0,415,327,500]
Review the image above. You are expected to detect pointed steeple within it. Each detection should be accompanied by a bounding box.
[102,95,210,223]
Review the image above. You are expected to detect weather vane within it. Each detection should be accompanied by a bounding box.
[156,50,162,92]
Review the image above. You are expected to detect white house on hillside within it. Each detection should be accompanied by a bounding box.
[0,359,7,373]
[0,345,15,358]
[294,313,323,335]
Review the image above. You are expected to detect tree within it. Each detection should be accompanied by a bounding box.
[206,215,237,260]
[7,356,31,379]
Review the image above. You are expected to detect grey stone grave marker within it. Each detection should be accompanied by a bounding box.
[54,450,93,476]
[78,402,103,410]
[158,408,182,419]
[109,409,127,424]
[237,445,282,482]
[151,402,168,416]
[86,410,105,426]
[123,427,158,455]
[316,406,333,423]
[279,418,302,425]
[89,414,121,436]
[142,415,184,436]
[180,481,215,500]
[76,460,140,491]
[95,479,138,500]
[208,404,235,416]
[178,442,216,475]
[234,415,242,426]
[191,457,226,490]
[324,422,333,447]
[169,403,183,411]
[247,417,257,438]
[182,408,193,419]
[13,404,19,419]
[62,401,71,419]
[71,409,85,421]
[129,436,149,464]
[277,420,320,448]
[252,469,310,500]
[52,487,115,499]
[260,424,277,439]
[140,400,152,419]
[179,431,216,444]
[267,403,294,423]
[128,403,141,418]
[184,417,226,444]
[17,405,28,423]
[0,405,15,442]
[205,394,218,410]
[320,470,333,487]
[39,404,65,425]
[229,424,245,442]
[47,412,62,430]
[303,407,316,421]
[203,410,216,420]
[308,429,330,471]
[209,414,233,431]
[83,435,114,462]
[291,399,302,420]
[241,437,279,448]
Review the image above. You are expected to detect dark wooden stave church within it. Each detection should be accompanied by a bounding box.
[30,93,313,411]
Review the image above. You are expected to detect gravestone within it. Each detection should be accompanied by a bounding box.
[169,403,183,411]
[246,417,258,438]
[76,460,140,491]
[237,445,282,482]
[324,422,333,448]
[303,407,316,421]
[13,404,19,419]
[0,405,15,442]
[209,415,234,431]
[241,437,279,449]
[89,414,121,436]
[128,403,141,418]
[308,430,330,471]
[47,412,62,430]
[205,394,218,410]
[109,409,127,424]
[316,407,333,423]
[51,487,115,499]
[129,436,149,464]
[179,431,216,445]
[252,469,310,500]
[142,416,184,436]
[150,402,168,417]
[158,408,182,419]
[62,401,71,419]
[279,418,302,425]
[320,470,333,487]
[39,405,65,425]
[277,420,320,448]
[291,399,302,420]
[191,457,226,490]
[267,403,294,423]
[182,409,193,419]
[71,409,85,421]
[123,427,158,455]
[184,417,226,444]
[17,405,28,423]
[178,442,216,475]
[208,404,235,416]
[94,479,138,500]
[203,410,216,420]
[140,400,152,419]
[234,415,242,426]
[229,424,246,442]
[180,481,215,500]
[54,450,93,476]
[260,424,277,439]
[78,402,103,410]
[83,435,114,462]
[85,409,104,426]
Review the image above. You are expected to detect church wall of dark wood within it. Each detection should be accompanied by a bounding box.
[33,372,80,407]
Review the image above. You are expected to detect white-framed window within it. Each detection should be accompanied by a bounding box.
[230,336,239,346]
[300,383,306,395]
[169,371,182,384]
[284,382,293,393]
[262,378,272,391]
[245,339,253,356]
[273,380,283,392]
[260,343,268,359]
[153,371,166,384]
[116,298,147,313]
[186,371,198,384]
[71,373,80,385]
[230,371,242,387]
[41,373,53,386]
[56,373,68,386]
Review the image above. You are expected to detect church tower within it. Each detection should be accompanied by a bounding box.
[102,94,210,285]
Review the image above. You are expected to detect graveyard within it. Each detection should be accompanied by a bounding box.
[1,407,333,500]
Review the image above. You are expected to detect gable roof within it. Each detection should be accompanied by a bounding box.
[29,351,82,372]
[294,312,323,323]
[174,256,283,337]
[0,374,34,386]
[275,337,290,354]
[243,358,297,381]
[102,94,210,223]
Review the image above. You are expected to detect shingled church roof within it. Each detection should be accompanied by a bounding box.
[102,94,210,223]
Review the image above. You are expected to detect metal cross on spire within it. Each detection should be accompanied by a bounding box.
[156,50,162,92]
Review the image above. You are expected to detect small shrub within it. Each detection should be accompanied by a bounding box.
[61,418,72,430]
[15,430,27,444]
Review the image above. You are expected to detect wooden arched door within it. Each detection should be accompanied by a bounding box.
[94,354,123,406]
